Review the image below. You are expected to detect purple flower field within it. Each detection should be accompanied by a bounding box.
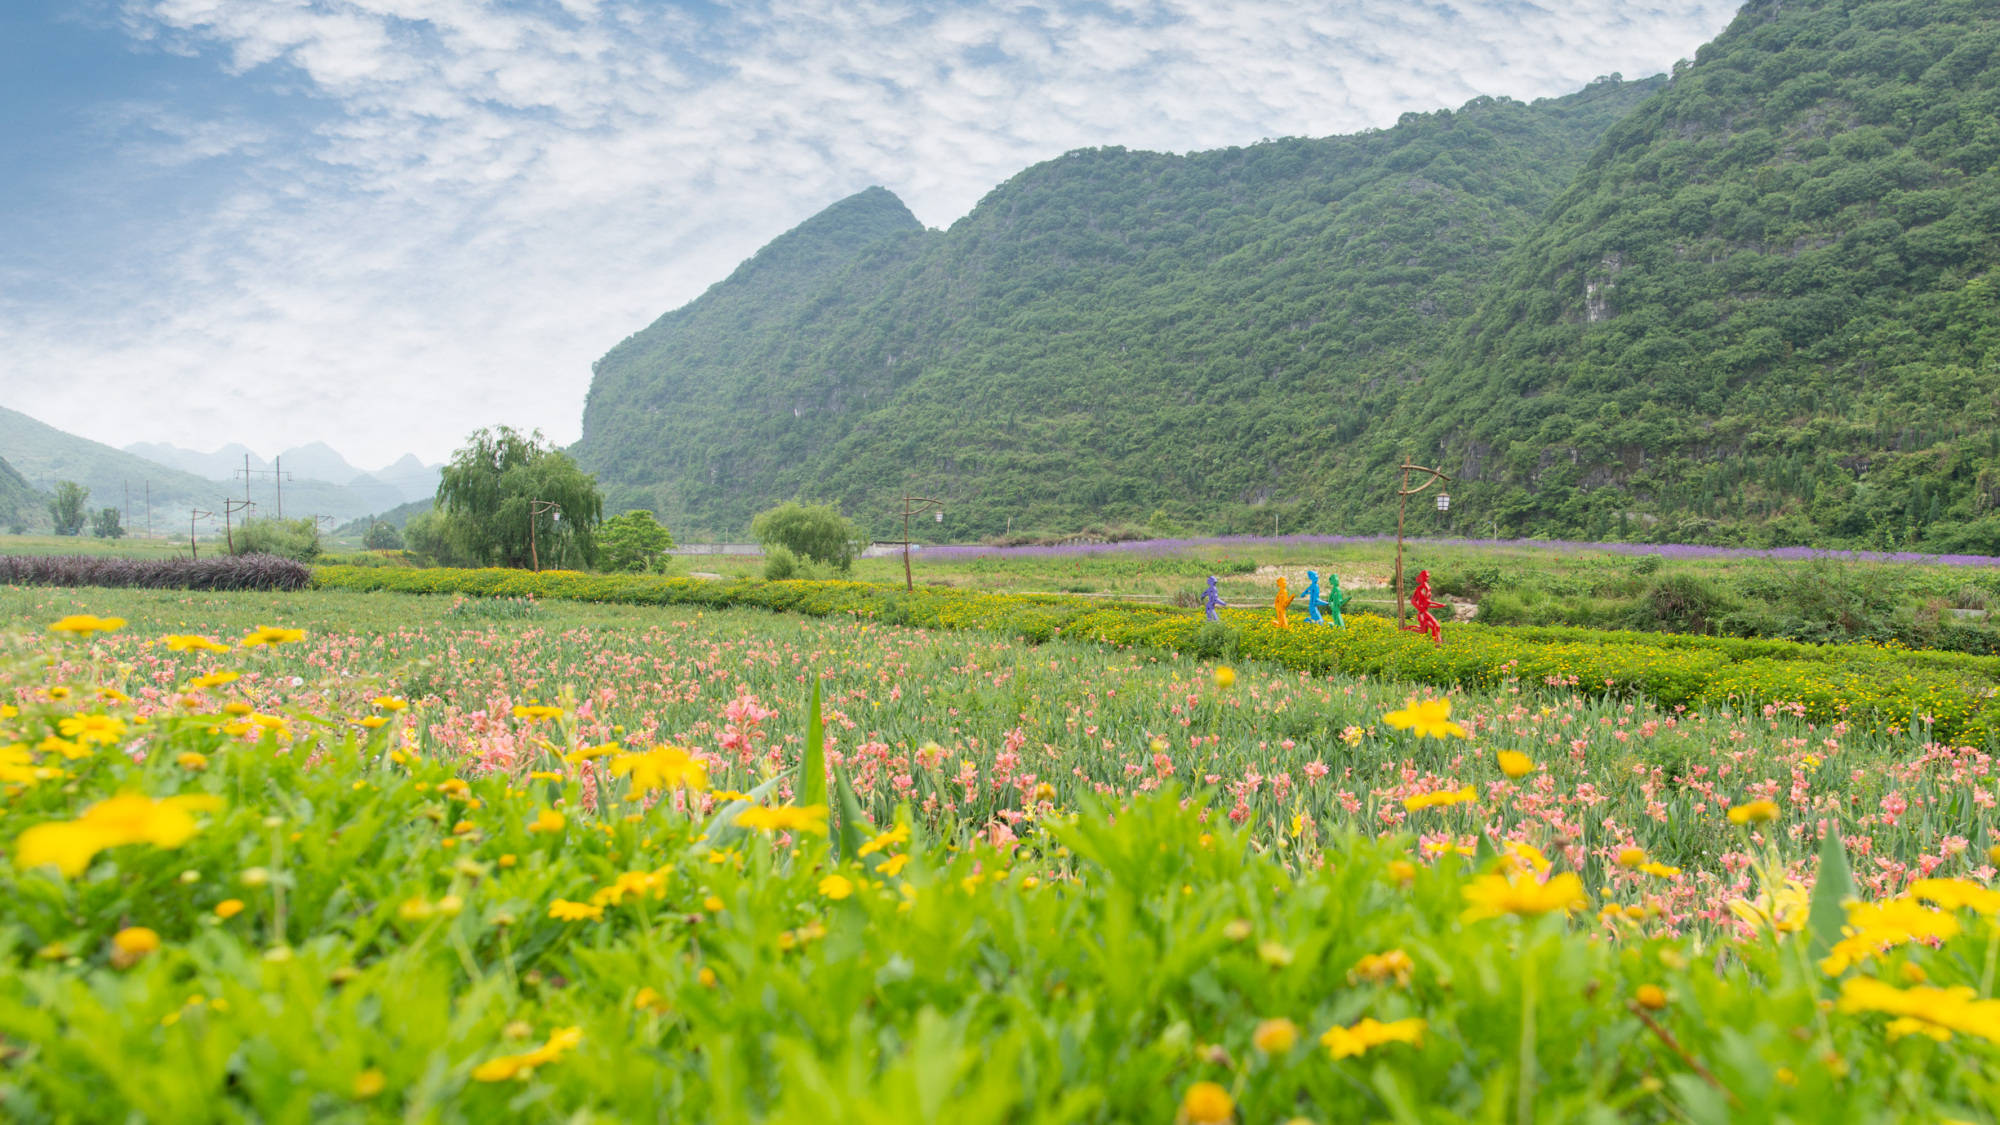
[919,534,2000,568]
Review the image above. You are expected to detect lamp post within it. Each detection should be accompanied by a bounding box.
[529,500,562,572]
[893,496,944,592]
[1393,462,1451,630]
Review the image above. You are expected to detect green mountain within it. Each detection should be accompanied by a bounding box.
[576,0,2000,550]
[0,455,42,531]
[1404,0,2000,549]
[578,79,1661,540]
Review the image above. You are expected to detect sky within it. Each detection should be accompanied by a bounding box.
[0,0,1742,469]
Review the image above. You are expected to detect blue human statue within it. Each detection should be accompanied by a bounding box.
[1202,575,1227,623]
[1304,570,1325,624]
[1325,572,1351,627]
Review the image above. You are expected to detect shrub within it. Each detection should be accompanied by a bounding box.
[762,546,799,581]
[232,517,321,562]
[1626,574,1730,635]
[1,553,310,591]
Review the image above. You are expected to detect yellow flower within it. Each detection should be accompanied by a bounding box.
[1349,949,1415,988]
[14,793,223,877]
[353,1069,386,1099]
[1460,871,1588,922]
[0,742,60,787]
[1615,847,1647,868]
[1319,1017,1426,1059]
[1837,976,2000,1044]
[1180,1081,1234,1124]
[857,823,910,857]
[237,625,306,648]
[735,804,830,836]
[470,1026,583,1082]
[1252,1018,1299,1053]
[1213,666,1236,689]
[1383,698,1468,739]
[1496,750,1534,778]
[1727,879,1810,935]
[176,752,209,771]
[1638,861,1681,878]
[50,615,126,637]
[359,716,389,729]
[511,704,565,721]
[1908,878,2000,916]
[527,807,565,834]
[1635,984,1668,1011]
[609,745,708,794]
[189,671,240,689]
[215,899,245,919]
[548,899,604,922]
[1402,785,1478,812]
[818,873,855,900]
[57,714,127,746]
[164,635,231,653]
[1727,799,1780,825]
[110,926,160,968]
[634,987,669,1014]
[371,696,408,711]
[878,852,911,877]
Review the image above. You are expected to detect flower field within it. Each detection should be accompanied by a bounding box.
[2,585,1998,1121]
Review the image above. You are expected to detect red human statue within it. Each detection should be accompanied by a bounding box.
[1408,569,1442,645]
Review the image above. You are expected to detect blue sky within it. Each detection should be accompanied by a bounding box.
[1,0,1740,467]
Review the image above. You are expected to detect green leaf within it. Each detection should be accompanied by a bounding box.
[834,764,872,863]
[800,676,827,812]
[1807,821,1856,963]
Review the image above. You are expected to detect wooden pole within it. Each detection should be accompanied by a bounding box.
[1394,462,1451,632]
[1395,464,1409,630]
[903,499,913,592]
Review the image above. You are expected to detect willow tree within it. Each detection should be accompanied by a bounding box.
[434,427,603,569]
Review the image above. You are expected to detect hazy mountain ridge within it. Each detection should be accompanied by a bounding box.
[0,406,438,528]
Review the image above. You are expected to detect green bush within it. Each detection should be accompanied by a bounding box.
[232,517,321,562]
[763,546,798,581]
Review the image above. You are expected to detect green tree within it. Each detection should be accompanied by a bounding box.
[89,507,124,539]
[750,501,862,572]
[48,481,88,536]
[232,517,321,561]
[363,520,404,550]
[435,427,603,569]
[597,509,676,572]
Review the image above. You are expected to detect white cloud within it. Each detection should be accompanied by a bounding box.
[3,0,1739,466]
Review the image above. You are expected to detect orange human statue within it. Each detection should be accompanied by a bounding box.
[1409,569,1442,645]
[1273,576,1295,629]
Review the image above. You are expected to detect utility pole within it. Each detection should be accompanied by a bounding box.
[188,508,211,559]
[235,457,292,519]
[223,498,255,554]
[890,496,944,592]
[145,481,152,539]
[528,499,562,572]
[1394,461,1451,631]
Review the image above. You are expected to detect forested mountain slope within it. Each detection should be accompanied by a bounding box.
[577,0,2000,549]
[0,455,42,531]
[575,79,1661,540]
[1406,0,2000,550]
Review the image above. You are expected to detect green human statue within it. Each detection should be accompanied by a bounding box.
[1325,572,1351,627]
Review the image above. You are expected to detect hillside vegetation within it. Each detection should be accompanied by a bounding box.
[576,0,1999,550]
[576,80,1661,540]
[1413,0,2000,551]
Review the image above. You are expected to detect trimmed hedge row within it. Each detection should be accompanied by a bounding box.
[2,553,312,592]
[311,566,2000,743]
